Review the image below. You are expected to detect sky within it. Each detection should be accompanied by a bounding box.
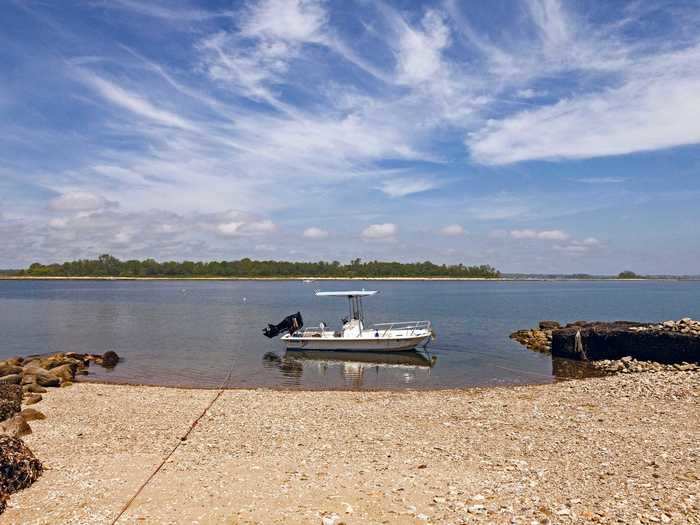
[1,0,700,274]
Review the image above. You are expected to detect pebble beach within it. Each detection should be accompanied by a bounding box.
[1,371,699,524]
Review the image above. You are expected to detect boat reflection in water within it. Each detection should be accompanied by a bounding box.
[262,350,437,388]
[551,356,610,380]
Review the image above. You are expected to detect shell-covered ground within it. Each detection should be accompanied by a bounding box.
[1,372,699,524]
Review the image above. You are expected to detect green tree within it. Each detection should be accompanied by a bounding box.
[618,270,639,279]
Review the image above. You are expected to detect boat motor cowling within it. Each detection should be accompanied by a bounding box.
[263,312,303,338]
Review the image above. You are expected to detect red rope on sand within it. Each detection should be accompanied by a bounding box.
[110,365,235,524]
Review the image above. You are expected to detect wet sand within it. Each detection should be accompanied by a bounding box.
[2,372,699,524]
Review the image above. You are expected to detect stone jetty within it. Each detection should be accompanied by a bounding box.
[511,318,700,366]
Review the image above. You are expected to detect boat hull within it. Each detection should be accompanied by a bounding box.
[283,334,431,352]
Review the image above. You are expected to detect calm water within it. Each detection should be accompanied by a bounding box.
[1,280,699,389]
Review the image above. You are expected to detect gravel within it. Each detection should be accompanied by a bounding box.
[1,372,698,524]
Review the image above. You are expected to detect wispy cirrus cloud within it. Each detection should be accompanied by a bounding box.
[378,177,439,198]
[468,45,700,164]
[510,229,569,241]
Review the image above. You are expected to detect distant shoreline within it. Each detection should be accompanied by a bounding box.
[1,276,697,282]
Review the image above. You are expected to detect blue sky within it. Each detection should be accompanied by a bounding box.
[2,0,700,273]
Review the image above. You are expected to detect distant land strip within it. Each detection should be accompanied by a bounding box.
[5,254,501,279]
[1,255,698,280]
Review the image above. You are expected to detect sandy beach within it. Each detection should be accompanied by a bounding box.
[1,372,698,524]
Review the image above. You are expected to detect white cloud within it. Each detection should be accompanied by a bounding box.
[49,191,115,213]
[303,227,329,239]
[510,229,569,240]
[469,45,700,165]
[104,0,235,22]
[216,219,277,237]
[395,10,450,85]
[526,0,571,52]
[240,0,327,43]
[361,223,397,240]
[439,224,464,236]
[80,72,196,130]
[378,177,438,198]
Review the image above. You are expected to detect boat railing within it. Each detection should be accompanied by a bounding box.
[291,326,325,337]
[371,320,432,336]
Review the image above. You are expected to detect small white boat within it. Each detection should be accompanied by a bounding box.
[281,290,434,352]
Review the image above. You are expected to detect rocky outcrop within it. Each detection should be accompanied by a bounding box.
[509,321,559,353]
[511,318,700,364]
[551,320,700,362]
[0,436,42,514]
[0,351,121,408]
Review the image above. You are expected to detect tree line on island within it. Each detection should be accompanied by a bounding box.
[19,254,502,279]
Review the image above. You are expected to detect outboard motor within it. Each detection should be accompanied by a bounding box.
[263,312,303,338]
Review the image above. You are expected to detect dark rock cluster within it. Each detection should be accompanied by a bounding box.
[0,351,120,514]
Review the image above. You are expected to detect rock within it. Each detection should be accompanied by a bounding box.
[0,415,31,438]
[539,320,560,330]
[0,435,42,513]
[509,329,552,353]
[19,408,45,421]
[23,367,60,388]
[102,351,119,368]
[0,375,21,385]
[0,365,23,377]
[23,394,42,405]
[20,358,41,369]
[35,374,60,387]
[22,383,47,394]
[48,364,76,383]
